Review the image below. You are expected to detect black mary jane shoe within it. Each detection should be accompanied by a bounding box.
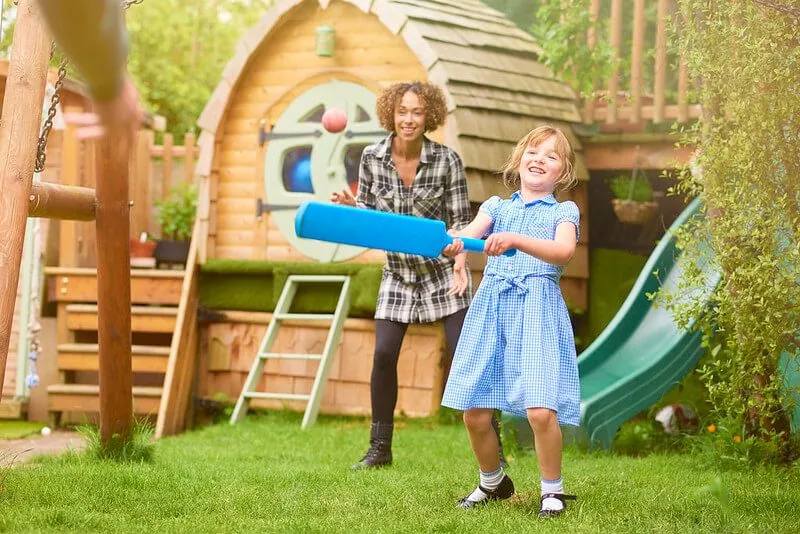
[538,493,577,518]
[457,475,515,509]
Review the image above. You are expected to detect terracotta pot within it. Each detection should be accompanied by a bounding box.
[130,239,157,258]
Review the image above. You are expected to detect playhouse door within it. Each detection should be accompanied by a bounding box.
[263,80,383,262]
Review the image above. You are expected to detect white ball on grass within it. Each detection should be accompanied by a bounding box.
[40,426,51,436]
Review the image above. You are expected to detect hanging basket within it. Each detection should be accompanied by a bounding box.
[611,199,658,225]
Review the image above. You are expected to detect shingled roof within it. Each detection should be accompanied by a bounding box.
[196,0,586,199]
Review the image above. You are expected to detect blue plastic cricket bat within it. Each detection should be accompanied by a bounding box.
[294,201,515,258]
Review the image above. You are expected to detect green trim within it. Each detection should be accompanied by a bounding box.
[199,260,382,317]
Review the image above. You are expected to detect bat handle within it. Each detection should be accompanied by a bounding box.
[460,237,516,257]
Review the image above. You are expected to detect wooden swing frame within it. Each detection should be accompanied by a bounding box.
[0,0,134,447]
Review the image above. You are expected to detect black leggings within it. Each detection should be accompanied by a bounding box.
[371,308,468,424]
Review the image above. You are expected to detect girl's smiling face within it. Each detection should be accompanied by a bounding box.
[518,135,564,196]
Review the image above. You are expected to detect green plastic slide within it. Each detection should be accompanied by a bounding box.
[578,197,721,448]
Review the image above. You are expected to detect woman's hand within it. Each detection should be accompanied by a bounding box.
[442,232,464,258]
[448,260,469,296]
[484,232,518,256]
[330,188,357,206]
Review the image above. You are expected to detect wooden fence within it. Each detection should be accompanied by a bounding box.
[58,107,198,268]
[581,0,702,126]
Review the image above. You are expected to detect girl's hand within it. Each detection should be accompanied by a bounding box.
[442,233,464,257]
[448,261,469,296]
[484,232,518,256]
[330,188,356,206]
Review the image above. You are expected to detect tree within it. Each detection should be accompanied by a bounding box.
[655,2,800,460]
[125,0,271,137]
[531,0,799,461]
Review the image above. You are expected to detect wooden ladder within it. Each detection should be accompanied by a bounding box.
[230,275,351,429]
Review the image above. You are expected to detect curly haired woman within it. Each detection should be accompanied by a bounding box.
[331,81,505,470]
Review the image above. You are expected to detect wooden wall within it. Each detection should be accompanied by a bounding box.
[209,0,429,262]
[197,314,445,417]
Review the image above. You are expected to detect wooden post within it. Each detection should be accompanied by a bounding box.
[0,0,50,396]
[95,129,134,445]
[59,108,81,267]
[630,0,646,123]
[654,0,669,123]
[583,0,601,124]
[183,132,196,184]
[162,133,173,199]
[129,130,153,239]
[606,0,623,125]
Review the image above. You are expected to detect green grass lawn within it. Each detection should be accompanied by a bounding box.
[1,412,798,533]
[0,420,44,440]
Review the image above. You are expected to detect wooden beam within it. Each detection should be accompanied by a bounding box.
[95,128,135,446]
[156,218,201,438]
[0,0,50,397]
[584,136,695,170]
[28,182,96,221]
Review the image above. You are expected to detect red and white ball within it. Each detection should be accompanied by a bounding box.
[322,107,347,133]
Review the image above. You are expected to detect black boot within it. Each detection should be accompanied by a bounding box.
[351,422,393,470]
[492,413,508,468]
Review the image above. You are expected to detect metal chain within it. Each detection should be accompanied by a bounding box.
[34,0,143,172]
[34,53,67,173]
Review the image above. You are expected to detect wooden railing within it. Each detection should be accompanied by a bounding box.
[581,0,702,127]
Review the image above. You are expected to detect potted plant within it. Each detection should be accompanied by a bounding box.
[154,182,198,267]
[608,171,658,225]
[130,231,157,259]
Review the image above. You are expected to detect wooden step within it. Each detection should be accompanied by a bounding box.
[65,304,178,333]
[57,343,170,373]
[47,384,162,415]
[46,267,185,306]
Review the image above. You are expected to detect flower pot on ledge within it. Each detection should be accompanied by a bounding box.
[130,239,157,258]
[154,239,190,267]
[611,199,658,225]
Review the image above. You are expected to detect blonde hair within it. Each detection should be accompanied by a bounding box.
[501,125,577,195]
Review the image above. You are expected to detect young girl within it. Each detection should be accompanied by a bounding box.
[440,125,580,518]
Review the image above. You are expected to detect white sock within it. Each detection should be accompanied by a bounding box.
[466,467,504,502]
[480,467,505,491]
[541,476,564,511]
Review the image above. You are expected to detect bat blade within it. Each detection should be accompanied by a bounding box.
[295,201,449,257]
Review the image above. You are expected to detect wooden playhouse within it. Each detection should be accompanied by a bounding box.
[189,0,590,420]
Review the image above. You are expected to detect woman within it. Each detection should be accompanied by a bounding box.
[331,81,504,470]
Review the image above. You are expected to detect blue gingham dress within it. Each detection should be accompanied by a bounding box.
[441,193,581,426]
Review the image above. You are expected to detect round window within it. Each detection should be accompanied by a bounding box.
[264,80,384,262]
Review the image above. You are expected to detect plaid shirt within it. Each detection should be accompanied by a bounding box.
[357,134,472,323]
